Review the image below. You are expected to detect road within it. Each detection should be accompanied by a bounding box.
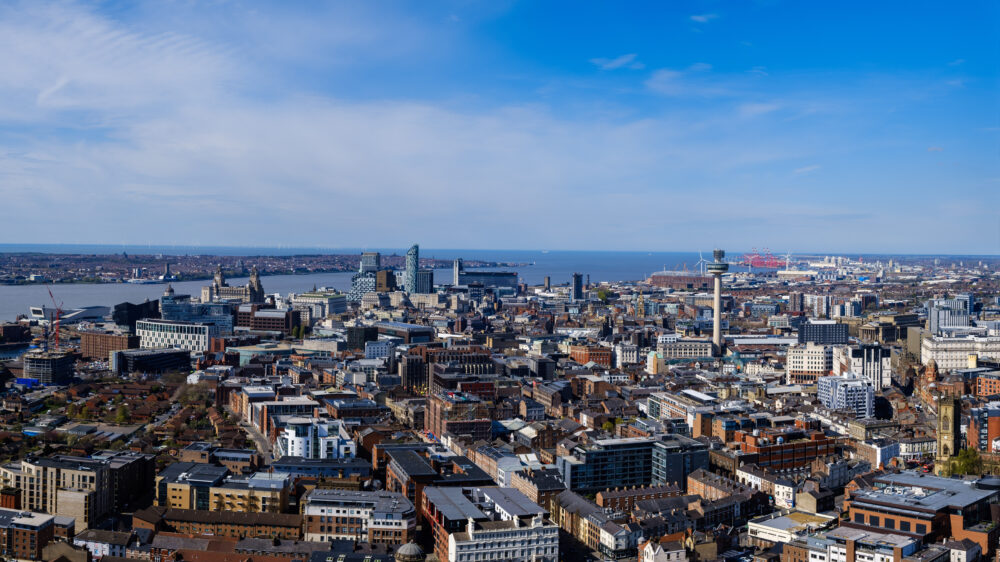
[241,420,277,463]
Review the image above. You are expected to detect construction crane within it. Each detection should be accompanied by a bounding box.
[46,287,64,352]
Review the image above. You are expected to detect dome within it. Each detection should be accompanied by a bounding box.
[395,541,425,562]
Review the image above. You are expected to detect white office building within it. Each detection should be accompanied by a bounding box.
[833,344,892,389]
[365,340,396,360]
[136,319,220,353]
[817,374,874,418]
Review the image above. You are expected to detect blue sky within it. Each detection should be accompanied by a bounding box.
[0,1,997,254]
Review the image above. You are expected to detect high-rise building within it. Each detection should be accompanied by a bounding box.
[415,269,434,294]
[570,273,583,301]
[375,270,397,292]
[833,344,892,389]
[360,252,381,273]
[405,244,419,294]
[798,320,849,345]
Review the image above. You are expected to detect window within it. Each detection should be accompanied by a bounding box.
[899,521,910,532]
[869,516,879,527]
[915,524,926,534]
[884,518,894,530]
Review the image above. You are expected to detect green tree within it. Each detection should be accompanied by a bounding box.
[951,448,983,476]
[115,404,130,424]
[601,421,615,433]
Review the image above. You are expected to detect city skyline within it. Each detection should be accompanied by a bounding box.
[0,1,997,253]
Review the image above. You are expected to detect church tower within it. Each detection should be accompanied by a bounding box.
[935,394,960,476]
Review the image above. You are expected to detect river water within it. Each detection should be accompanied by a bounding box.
[0,250,706,321]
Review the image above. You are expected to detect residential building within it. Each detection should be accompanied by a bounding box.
[422,486,558,562]
[0,508,56,561]
[650,435,710,488]
[556,437,655,494]
[301,489,415,546]
[275,418,356,459]
[0,456,111,530]
[79,331,140,360]
[155,462,229,510]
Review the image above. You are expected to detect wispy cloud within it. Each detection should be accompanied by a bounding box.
[645,67,734,97]
[589,53,644,70]
[948,58,965,66]
[793,164,821,174]
[739,102,781,118]
[690,14,718,23]
[927,146,944,152]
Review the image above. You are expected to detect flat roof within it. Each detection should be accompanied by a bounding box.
[423,487,487,521]
[852,472,997,512]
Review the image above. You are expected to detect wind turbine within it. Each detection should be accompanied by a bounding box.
[695,252,709,276]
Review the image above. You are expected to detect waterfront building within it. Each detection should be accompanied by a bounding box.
[201,265,265,303]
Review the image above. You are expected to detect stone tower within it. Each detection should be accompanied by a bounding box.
[248,265,265,303]
[935,394,960,476]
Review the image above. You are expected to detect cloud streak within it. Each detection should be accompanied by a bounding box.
[590,53,644,70]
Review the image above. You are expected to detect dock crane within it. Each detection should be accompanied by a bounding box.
[46,287,64,352]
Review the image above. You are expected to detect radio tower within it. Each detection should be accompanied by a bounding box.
[706,249,729,356]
